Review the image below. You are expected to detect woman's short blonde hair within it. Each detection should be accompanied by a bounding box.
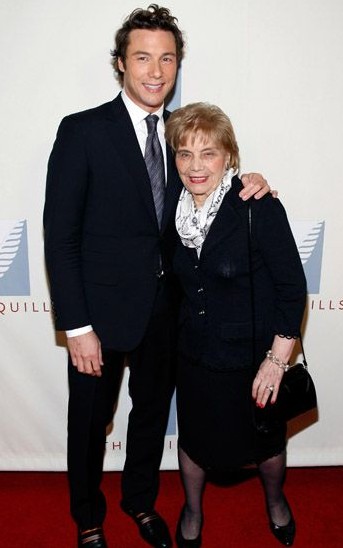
[165,102,240,170]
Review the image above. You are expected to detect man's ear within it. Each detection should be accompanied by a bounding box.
[118,57,125,73]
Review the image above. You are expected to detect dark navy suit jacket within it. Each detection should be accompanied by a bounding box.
[44,93,182,350]
[173,177,307,371]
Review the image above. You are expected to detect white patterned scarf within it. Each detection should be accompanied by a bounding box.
[175,169,237,257]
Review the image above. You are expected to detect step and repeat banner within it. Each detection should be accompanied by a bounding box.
[1,0,342,470]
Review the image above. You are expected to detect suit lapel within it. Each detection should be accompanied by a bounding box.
[104,96,182,232]
[104,95,158,226]
[161,145,182,232]
[200,181,247,257]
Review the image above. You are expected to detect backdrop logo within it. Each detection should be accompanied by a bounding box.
[166,66,182,112]
[166,392,177,436]
[0,220,30,296]
[291,220,325,294]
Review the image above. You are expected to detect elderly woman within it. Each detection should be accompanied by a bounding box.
[165,103,307,547]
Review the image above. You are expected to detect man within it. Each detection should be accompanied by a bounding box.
[44,5,271,548]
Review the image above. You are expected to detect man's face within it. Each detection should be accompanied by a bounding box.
[118,29,178,112]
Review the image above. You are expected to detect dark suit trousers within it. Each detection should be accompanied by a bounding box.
[67,277,176,529]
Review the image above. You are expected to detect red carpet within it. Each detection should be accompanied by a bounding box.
[1,468,342,547]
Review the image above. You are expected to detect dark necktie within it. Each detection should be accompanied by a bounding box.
[144,114,165,227]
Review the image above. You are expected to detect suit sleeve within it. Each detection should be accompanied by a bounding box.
[252,196,307,337]
[43,116,91,331]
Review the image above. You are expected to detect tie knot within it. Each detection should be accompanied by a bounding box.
[145,114,159,134]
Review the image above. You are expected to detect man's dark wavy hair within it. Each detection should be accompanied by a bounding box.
[111,4,184,84]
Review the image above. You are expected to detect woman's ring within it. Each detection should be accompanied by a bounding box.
[267,385,275,392]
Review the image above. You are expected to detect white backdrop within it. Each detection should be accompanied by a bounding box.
[1,0,342,471]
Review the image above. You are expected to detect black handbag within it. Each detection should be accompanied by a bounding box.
[264,338,317,422]
[247,204,317,422]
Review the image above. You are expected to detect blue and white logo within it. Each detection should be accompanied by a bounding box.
[0,220,30,296]
[166,67,182,112]
[166,392,177,436]
[291,220,325,294]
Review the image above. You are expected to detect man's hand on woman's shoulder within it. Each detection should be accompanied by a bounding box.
[240,172,278,201]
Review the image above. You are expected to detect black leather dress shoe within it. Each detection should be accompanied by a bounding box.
[78,527,107,547]
[175,506,202,547]
[121,504,172,548]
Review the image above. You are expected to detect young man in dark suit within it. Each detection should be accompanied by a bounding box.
[44,5,270,548]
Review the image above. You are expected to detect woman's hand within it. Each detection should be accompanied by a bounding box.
[252,357,285,407]
[253,336,296,407]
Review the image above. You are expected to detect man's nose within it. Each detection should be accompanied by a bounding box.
[148,60,162,78]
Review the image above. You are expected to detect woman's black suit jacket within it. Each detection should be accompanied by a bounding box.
[173,176,307,371]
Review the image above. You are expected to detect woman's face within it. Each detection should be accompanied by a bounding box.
[175,133,230,208]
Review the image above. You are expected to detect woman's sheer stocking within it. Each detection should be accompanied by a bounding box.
[179,445,290,534]
[258,449,291,526]
[178,445,206,539]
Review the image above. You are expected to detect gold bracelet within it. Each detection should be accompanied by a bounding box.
[266,350,290,372]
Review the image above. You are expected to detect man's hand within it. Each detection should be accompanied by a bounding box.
[240,172,277,201]
[67,331,103,377]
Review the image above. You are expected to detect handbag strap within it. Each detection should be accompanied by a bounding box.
[247,203,308,371]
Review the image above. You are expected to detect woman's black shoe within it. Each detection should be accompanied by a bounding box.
[175,507,202,547]
[269,515,296,546]
[267,495,296,546]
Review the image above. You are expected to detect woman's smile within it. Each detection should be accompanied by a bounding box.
[175,133,230,208]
